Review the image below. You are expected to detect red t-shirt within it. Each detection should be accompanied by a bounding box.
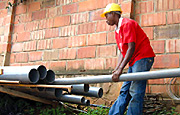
[115,18,155,66]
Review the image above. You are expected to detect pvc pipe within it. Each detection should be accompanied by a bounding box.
[0,66,40,83]
[82,100,90,106]
[71,87,103,98]
[71,84,89,93]
[39,70,55,84]
[58,94,85,104]
[53,68,180,84]
[36,65,47,80]
[9,87,63,99]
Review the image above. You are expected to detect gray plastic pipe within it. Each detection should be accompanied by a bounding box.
[71,87,103,98]
[0,66,40,83]
[71,84,89,93]
[10,87,63,98]
[82,99,90,106]
[58,94,85,104]
[53,68,180,84]
[38,70,55,84]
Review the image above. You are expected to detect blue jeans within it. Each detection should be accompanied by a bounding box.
[109,57,154,115]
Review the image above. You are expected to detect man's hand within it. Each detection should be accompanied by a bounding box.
[112,69,123,82]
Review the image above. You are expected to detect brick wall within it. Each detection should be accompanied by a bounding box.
[0,0,180,104]
[134,0,180,97]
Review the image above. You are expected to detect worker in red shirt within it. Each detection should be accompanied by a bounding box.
[101,3,155,115]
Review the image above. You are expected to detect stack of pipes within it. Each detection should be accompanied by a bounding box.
[0,65,103,106]
[1,65,180,105]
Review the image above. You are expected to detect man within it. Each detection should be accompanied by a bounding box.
[101,3,155,115]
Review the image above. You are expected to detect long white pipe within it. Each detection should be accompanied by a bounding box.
[0,66,40,83]
[53,68,180,84]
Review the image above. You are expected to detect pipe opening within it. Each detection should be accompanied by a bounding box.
[37,65,47,80]
[81,97,85,103]
[46,70,55,83]
[98,88,103,98]
[55,89,63,98]
[29,69,39,84]
[84,84,89,92]
[85,100,90,106]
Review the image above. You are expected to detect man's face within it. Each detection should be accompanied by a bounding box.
[105,12,115,26]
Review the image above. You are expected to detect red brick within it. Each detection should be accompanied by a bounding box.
[37,39,52,50]
[77,46,96,59]
[16,32,31,42]
[72,0,81,2]
[71,12,89,24]
[62,3,78,14]
[39,18,54,29]
[0,2,6,9]
[46,7,57,18]
[97,45,117,57]
[12,42,23,52]
[89,9,104,21]
[0,18,3,26]
[175,39,180,52]
[77,22,96,35]
[150,40,165,54]
[153,54,179,68]
[15,4,27,14]
[50,61,66,71]
[142,27,153,40]
[174,0,180,9]
[32,10,46,20]
[29,51,43,62]
[59,48,76,59]
[45,28,59,39]
[52,38,68,49]
[28,2,41,12]
[13,24,25,33]
[30,30,45,40]
[67,60,84,70]
[121,2,132,14]
[43,50,59,61]
[59,25,77,37]
[15,52,28,63]
[107,31,116,44]
[56,0,71,6]
[0,27,4,35]
[10,53,15,63]
[167,11,180,24]
[87,33,106,45]
[166,39,176,53]
[150,85,167,95]
[118,0,123,4]
[4,25,10,36]
[0,9,7,18]
[23,41,37,51]
[96,20,115,32]
[154,25,179,39]
[141,12,166,27]
[53,16,70,27]
[105,57,118,70]
[166,0,180,10]
[79,0,116,12]
[16,13,32,23]
[148,79,165,85]
[68,35,86,47]
[85,58,105,70]
[156,0,168,11]
[25,21,39,31]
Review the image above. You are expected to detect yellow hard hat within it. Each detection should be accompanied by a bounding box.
[101,3,122,17]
